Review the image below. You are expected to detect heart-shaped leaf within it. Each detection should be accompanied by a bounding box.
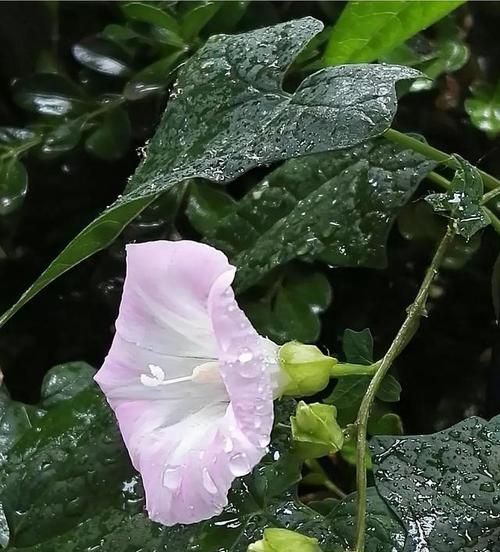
[200,138,434,292]
[0,17,419,327]
[0,364,403,551]
[372,415,500,552]
[425,156,490,240]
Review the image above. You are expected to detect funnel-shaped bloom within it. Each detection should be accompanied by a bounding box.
[94,240,280,526]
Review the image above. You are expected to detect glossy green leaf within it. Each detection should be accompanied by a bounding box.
[243,270,332,344]
[121,2,181,36]
[0,388,44,549]
[372,415,500,552]
[382,19,469,92]
[0,157,28,216]
[40,120,84,157]
[0,18,419,327]
[85,108,131,161]
[180,2,221,41]
[0,388,138,549]
[0,383,391,552]
[324,1,464,65]
[415,19,469,84]
[204,1,249,34]
[374,375,401,403]
[368,412,403,435]
[425,156,490,240]
[186,181,236,236]
[0,387,44,467]
[12,74,90,117]
[72,36,133,77]
[123,52,184,100]
[324,488,405,551]
[343,328,373,365]
[120,2,185,49]
[325,329,399,415]
[465,80,500,138]
[0,128,38,149]
[39,361,95,409]
[205,138,434,292]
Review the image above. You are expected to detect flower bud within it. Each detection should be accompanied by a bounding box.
[248,528,323,552]
[291,401,344,459]
[278,341,336,397]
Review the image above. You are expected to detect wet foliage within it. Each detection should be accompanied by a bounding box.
[1,2,500,551]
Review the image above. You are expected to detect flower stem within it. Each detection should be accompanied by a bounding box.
[329,362,379,378]
[483,206,500,236]
[351,224,455,552]
[306,459,347,499]
[481,186,500,206]
[384,128,500,191]
[427,171,451,191]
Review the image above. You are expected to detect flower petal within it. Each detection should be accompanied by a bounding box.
[95,240,277,526]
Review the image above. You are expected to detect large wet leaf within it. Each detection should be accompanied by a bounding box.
[0,388,44,468]
[0,17,419,328]
[203,138,435,292]
[372,415,500,552]
[324,1,465,65]
[0,364,401,552]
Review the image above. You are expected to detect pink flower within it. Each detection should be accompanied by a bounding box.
[94,240,280,526]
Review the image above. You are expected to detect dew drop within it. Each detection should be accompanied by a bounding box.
[202,468,218,495]
[223,436,234,453]
[162,466,181,490]
[238,349,253,363]
[229,453,250,476]
[258,434,270,448]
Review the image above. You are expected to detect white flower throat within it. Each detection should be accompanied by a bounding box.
[140,361,223,388]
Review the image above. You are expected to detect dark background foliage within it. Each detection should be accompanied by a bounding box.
[0,0,499,445]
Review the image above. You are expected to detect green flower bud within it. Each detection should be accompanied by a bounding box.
[291,401,344,459]
[278,341,336,397]
[248,528,323,552]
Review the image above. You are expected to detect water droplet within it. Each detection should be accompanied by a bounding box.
[223,436,234,453]
[258,434,270,448]
[229,453,250,476]
[163,466,181,490]
[202,468,218,495]
[238,349,253,363]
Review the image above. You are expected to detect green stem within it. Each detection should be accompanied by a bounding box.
[0,136,42,162]
[483,206,500,236]
[351,224,455,552]
[384,128,500,191]
[427,171,451,191]
[306,459,347,499]
[481,186,500,206]
[329,362,378,378]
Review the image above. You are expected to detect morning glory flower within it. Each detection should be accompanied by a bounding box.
[94,240,281,526]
